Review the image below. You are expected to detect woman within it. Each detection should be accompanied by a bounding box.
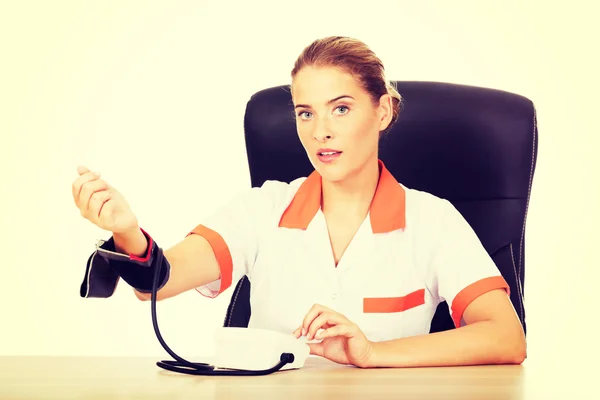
[73,36,526,368]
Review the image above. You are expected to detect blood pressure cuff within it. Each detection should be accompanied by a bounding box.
[79,228,171,298]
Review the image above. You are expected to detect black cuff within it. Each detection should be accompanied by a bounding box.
[79,228,171,298]
[80,249,120,298]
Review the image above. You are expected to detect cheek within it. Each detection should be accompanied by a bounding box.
[296,123,313,147]
[342,116,377,143]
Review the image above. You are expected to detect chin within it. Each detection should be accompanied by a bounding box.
[312,160,348,183]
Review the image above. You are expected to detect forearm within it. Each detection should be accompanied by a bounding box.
[113,227,148,257]
[367,320,526,368]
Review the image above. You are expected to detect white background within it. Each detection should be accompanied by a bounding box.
[1,0,598,376]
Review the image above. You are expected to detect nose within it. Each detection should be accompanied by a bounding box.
[314,133,332,143]
[313,118,333,143]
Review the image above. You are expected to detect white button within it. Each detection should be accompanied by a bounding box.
[332,293,337,300]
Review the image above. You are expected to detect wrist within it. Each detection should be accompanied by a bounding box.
[355,340,377,369]
[91,228,170,294]
[113,225,138,238]
[364,340,377,368]
[113,226,147,257]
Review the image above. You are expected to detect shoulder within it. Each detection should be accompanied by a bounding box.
[197,177,307,232]
[400,183,475,249]
[401,183,482,253]
[251,177,306,202]
[402,183,455,225]
[229,177,307,218]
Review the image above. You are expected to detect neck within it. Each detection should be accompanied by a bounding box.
[321,158,380,219]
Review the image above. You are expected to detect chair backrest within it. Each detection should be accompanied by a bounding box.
[224,81,538,334]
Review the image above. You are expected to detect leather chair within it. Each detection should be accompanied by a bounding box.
[223,81,538,335]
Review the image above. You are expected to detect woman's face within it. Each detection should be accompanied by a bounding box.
[291,66,392,183]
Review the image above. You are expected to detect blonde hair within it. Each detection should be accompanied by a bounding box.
[291,36,402,134]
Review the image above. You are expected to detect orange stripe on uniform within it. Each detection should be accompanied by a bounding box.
[450,276,510,327]
[363,289,425,313]
[187,224,233,297]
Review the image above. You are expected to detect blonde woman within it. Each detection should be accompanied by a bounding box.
[73,36,526,368]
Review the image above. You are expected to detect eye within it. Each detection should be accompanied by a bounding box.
[297,111,312,120]
[334,105,349,115]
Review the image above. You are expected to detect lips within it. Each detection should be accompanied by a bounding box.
[316,148,343,164]
[317,148,342,156]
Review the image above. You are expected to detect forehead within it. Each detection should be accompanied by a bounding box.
[291,66,363,104]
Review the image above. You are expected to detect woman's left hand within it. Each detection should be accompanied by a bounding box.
[293,304,374,368]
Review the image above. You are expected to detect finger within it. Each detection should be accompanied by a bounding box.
[316,324,354,340]
[89,190,112,220]
[100,200,114,226]
[308,342,324,357]
[293,326,302,339]
[77,165,90,176]
[301,304,330,336]
[307,312,345,340]
[294,324,330,340]
[79,179,110,216]
[72,171,101,207]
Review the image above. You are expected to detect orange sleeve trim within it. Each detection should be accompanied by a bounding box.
[450,275,510,327]
[187,224,233,297]
[363,289,425,313]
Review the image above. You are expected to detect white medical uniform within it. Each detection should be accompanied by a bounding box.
[188,160,509,342]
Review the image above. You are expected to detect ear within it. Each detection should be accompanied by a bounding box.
[377,94,393,132]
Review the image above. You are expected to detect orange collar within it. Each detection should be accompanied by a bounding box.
[278,160,406,233]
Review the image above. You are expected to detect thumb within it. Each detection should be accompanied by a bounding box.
[77,165,90,176]
[308,342,324,356]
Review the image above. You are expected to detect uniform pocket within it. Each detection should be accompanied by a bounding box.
[363,288,425,313]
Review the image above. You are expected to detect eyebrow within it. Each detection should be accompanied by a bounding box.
[294,95,355,109]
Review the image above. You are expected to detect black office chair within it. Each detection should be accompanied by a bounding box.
[223,81,538,335]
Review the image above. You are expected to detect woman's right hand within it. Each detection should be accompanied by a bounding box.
[72,165,139,234]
